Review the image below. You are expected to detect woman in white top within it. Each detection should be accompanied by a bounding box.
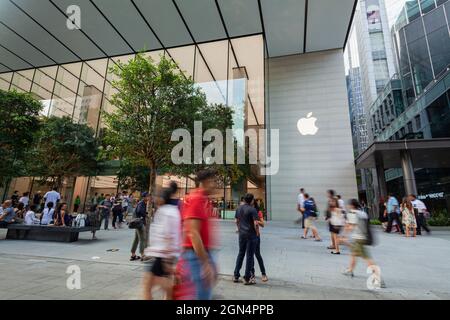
[142,182,181,300]
[24,205,40,225]
[40,202,55,225]
[329,198,346,254]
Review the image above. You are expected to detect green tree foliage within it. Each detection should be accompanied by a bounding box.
[103,53,242,194]
[0,90,43,187]
[29,116,99,190]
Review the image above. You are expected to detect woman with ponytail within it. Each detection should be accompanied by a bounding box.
[142,181,181,300]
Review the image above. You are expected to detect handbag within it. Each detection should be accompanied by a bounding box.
[129,218,144,229]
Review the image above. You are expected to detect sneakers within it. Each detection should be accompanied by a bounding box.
[342,270,354,278]
[243,278,256,285]
[233,277,241,283]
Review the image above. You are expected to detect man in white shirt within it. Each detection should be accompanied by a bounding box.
[409,194,431,235]
[44,187,61,208]
[19,192,30,207]
[296,188,305,228]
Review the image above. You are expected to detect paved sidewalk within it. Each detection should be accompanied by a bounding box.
[1,220,450,300]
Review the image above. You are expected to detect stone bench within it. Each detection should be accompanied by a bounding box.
[3,224,99,242]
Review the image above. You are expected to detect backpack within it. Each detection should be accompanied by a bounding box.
[74,214,87,228]
[362,217,375,246]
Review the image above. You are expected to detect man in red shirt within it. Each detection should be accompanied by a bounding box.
[179,169,217,300]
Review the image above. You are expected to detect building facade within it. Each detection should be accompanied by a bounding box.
[344,0,397,204]
[367,0,450,214]
[0,0,358,220]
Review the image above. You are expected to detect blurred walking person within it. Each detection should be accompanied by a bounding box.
[98,194,113,230]
[130,192,150,261]
[300,194,321,241]
[329,198,345,254]
[325,190,337,248]
[252,201,268,282]
[409,194,431,235]
[378,196,388,230]
[234,193,259,285]
[142,182,181,300]
[296,188,306,227]
[178,170,218,299]
[343,199,383,288]
[385,193,404,234]
[401,198,417,237]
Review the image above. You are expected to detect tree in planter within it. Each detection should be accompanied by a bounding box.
[103,53,240,196]
[0,90,43,192]
[29,116,99,190]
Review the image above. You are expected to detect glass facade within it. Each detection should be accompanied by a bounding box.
[0,35,266,214]
[370,1,450,214]
[394,2,450,101]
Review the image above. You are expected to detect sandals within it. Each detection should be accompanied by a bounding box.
[130,255,141,261]
[301,236,307,239]
[261,275,269,282]
[331,251,341,255]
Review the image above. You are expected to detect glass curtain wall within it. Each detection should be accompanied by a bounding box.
[0,35,265,216]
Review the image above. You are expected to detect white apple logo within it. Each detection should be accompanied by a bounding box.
[297,112,319,135]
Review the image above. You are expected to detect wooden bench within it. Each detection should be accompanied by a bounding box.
[3,224,99,242]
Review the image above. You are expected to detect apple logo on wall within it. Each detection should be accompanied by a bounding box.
[297,112,319,136]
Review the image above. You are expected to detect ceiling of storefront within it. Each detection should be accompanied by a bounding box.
[0,0,356,73]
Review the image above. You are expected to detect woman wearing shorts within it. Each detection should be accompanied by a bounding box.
[329,198,345,254]
[142,182,181,300]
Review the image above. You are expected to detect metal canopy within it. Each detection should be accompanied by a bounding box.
[355,139,450,169]
[0,0,356,73]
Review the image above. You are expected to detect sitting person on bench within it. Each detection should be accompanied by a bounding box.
[54,203,71,227]
[40,202,55,225]
[0,200,16,227]
[25,205,40,225]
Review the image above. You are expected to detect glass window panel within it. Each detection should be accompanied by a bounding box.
[398,30,411,77]
[56,67,79,92]
[168,45,195,79]
[112,54,136,65]
[437,0,447,6]
[0,77,10,91]
[81,63,105,93]
[60,63,82,79]
[0,72,12,90]
[406,0,421,22]
[231,35,264,126]
[85,59,108,77]
[420,0,436,14]
[198,40,229,82]
[403,73,416,105]
[405,18,434,94]
[194,47,226,105]
[11,70,33,92]
[30,83,52,100]
[49,96,75,118]
[423,7,450,77]
[446,2,450,30]
[142,50,165,65]
[39,66,58,79]
[33,69,55,92]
